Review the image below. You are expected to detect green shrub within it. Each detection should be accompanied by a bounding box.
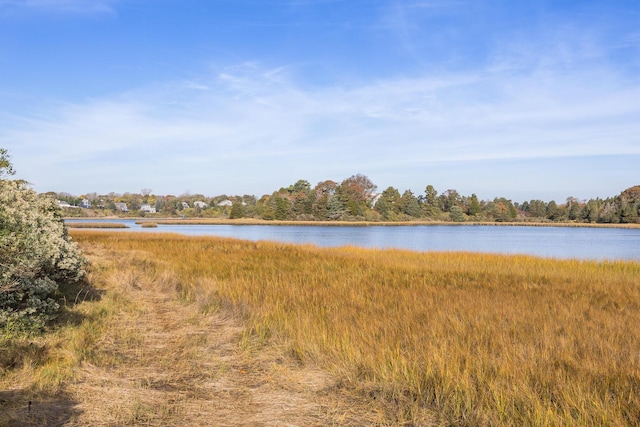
[449,205,466,222]
[1,152,86,329]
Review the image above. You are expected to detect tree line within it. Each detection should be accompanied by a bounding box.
[56,173,640,224]
[3,142,636,328]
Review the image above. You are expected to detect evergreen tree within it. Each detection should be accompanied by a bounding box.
[229,201,245,219]
[449,206,466,222]
[468,194,481,216]
[422,185,441,217]
[400,190,422,218]
[326,195,346,220]
[374,186,401,220]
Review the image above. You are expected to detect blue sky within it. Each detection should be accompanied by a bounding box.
[1,0,638,202]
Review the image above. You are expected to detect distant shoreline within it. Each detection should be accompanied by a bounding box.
[64,217,640,229]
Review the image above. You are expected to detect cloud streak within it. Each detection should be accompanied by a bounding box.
[2,53,639,200]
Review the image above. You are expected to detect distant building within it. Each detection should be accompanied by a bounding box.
[181,201,190,209]
[114,202,129,212]
[193,201,208,209]
[140,204,156,213]
[217,199,233,207]
[80,199,91,209]
[57,200,72,208]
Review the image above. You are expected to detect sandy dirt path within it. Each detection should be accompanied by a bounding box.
[2,242,391,426]
[65,285,352,426]
[22,244,378,427]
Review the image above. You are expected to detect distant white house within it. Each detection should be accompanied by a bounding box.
[217,199,233,207]
[57,200,72,208]
[370,193,382,207]
[140,203,156,213]
[114,202,129,212]
[80,199,91,209]
[181,201,190,209]
[193,201,208,209]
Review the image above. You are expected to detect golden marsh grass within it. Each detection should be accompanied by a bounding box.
[65,222,129,229]
[65,231,640,425]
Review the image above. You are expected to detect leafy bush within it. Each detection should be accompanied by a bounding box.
[449,205,466,222]
[1,151,86,329]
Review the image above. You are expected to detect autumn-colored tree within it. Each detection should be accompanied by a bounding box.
[337,174,377,218]
[620,185,640,202]
[490,198,517,222]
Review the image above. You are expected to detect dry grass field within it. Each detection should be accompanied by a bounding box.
[2,230,639,426]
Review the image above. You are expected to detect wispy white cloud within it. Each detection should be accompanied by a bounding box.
[2,52,639,198]
[0,1,637,201]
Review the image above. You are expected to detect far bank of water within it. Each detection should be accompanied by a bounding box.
[65,219,640,261]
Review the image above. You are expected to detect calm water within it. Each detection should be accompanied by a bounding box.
[66,219,640,261]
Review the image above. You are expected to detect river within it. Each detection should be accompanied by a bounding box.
[65,219,640,261]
